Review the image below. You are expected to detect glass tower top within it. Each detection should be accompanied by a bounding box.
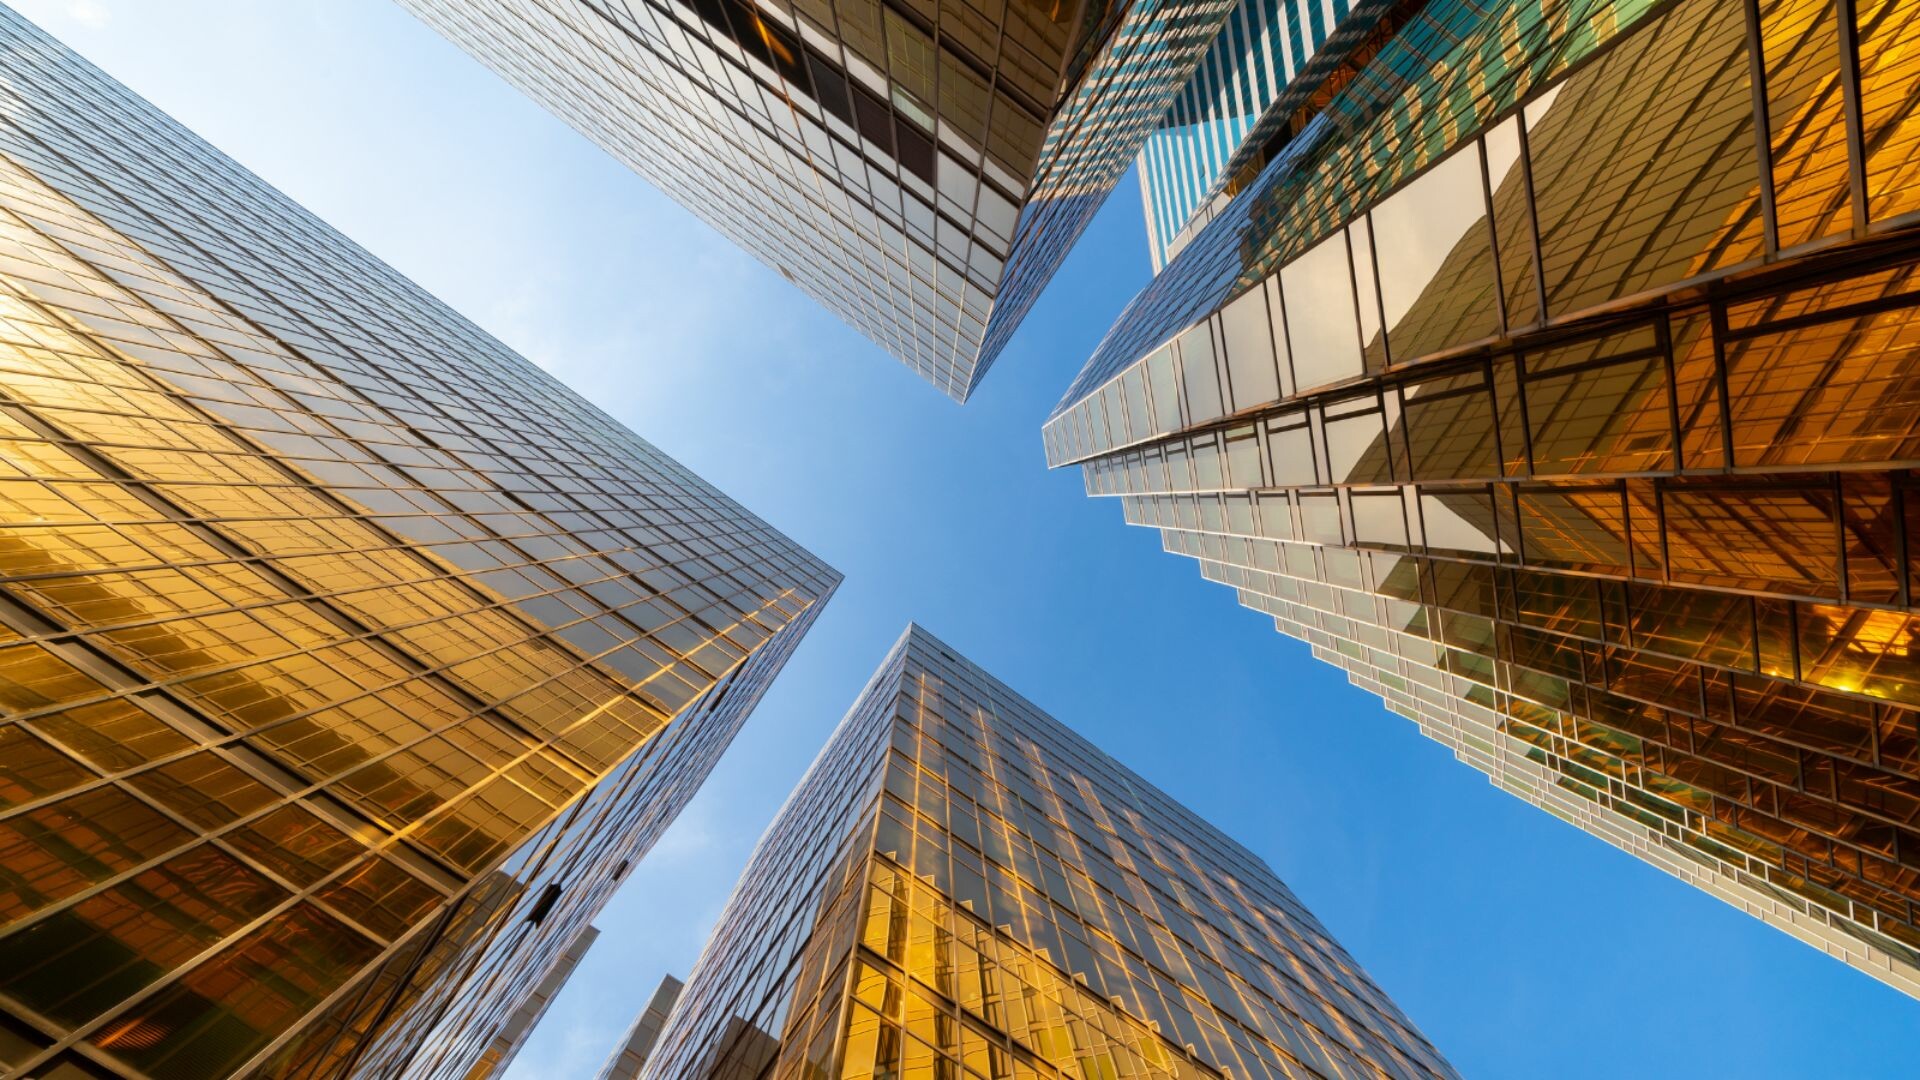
[642,625,1456,1079]
[399,0,1238,401]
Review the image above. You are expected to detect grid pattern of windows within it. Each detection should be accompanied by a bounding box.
[0,7,838,1078]
[643,625,1455,1080]
[399,0,1234,401]
[594,974,683,1079]
[1136,0,1352,270]
[466,924,599,1079]
[1046,0,1920,998]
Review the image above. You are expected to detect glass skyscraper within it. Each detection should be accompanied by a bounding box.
[643,625,1456,1079]
[396,0,1237,401]
[1046,0,1920,996]
[595,975,683,1080]
[0,7,837,1079]
[468,924,599,1078]
[1136,0,1361,270]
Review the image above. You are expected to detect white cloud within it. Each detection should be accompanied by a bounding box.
[63,0,109,26]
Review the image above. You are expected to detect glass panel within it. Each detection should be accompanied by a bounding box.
[1219,285,1280,411]
[0,726,93,811]
[89,903,381,1080]
[1282,231,1362,390]
[1266,277,1296,399]
[1401,369,1500,482]
[1664,481,1839,596]
[1516,487,1633,575]
[0,845,284,1029]
[29,700,192,773]
[1351,493,1409,549]
[1323,403,1392,485]
[1223,428,1263,489]
[1372,142,1500,364]
[1761,0,1852,248]
[1421,489,1505,558]
[1522,325,1672,475]
[1121,367,1150,443]
[1722,274,1920,467]
[1178,322,1224,425]
[1351,218,1385,370]
[1144,345,1181,434]
[1856,0,1920,222]
[1670,313,1728,470]
[0,786,194,926]
[314,856,444,942]
[1525,1,1763,319]
[1264,417,1316,486]
[1486,116,1538,328]
[123,753,278,831]
[223,804,362,888]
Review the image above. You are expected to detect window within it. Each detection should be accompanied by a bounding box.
[1282,231,1363,390]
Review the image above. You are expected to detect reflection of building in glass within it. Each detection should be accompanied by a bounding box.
[595,975,683,1080]
[1136,0,1370,270]
[644,625,1456,1080]
[397,0,1237,401]
[0,9,837,1079]
[1047,0,1920,997]
[470,925,599,1079]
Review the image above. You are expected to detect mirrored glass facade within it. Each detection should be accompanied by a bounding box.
[1046,0,1920,997]
[1136,0,1365,270]
[468,924,599,1079]
[645,624,1456,1080]
[596,974,684,1080]
[398,0,1236,400]
[0,7,838,1078]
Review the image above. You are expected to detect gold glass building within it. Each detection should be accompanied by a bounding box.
[1045,0,1920,996]
[0,7,837,1079]
[396,0,1238,400]
[642,625,1456,1080]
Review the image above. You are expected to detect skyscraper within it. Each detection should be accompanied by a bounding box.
[595,975,684,1080]
[396,0,1238,401]
[468,925,600,1079]
[643,625,1456,1079]
[0,7,837,1079]
[1136,0,1363,270]
[1045,0,1920,996]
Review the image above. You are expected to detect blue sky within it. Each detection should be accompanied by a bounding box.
[13,1,1919,1076]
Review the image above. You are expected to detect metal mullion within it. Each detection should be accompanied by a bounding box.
[1510,349,1538,475]
[1708,299,1739,467]
[1895,482,1911,610]
[1832,0,1871,235]
[1514,106,1551,325]
[1832,471,1852,604]
[1653,480,1672,586]
[1741,0,1781,256]
[1655,312,1686,472]
[1719,275,1920,341]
